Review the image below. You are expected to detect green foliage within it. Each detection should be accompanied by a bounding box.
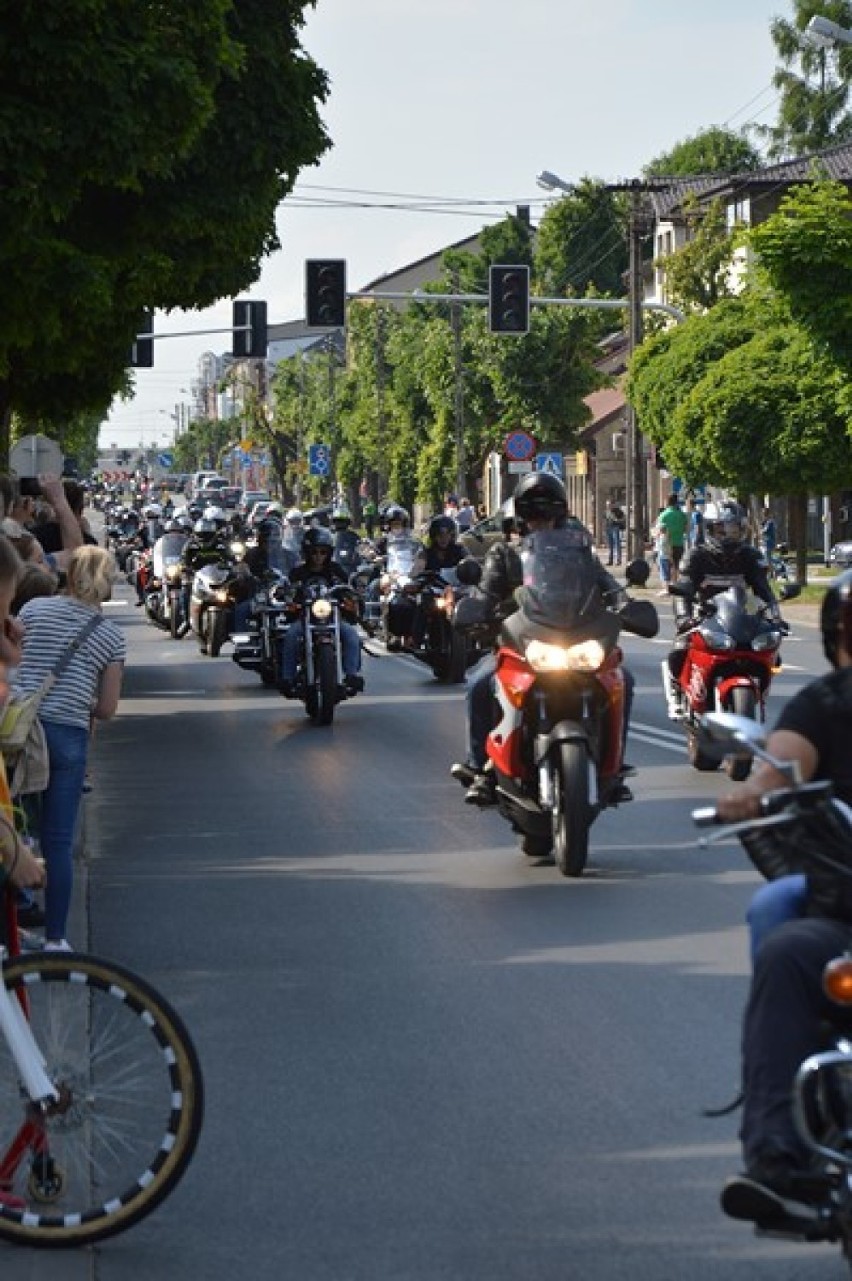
[534,179,629,297]
[643,126,761,176]
[654,197,741,313]
[758,1,852,158]
[0,0,329,454]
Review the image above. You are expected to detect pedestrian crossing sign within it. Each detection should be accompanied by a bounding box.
[534,452,563,478]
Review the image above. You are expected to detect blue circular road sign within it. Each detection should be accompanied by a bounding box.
[504,430,536,462]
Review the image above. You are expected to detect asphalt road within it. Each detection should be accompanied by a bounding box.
[3,589,835,1281]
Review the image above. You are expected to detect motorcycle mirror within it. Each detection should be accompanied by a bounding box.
[456,558,483,587]
[780,582,802,602]
[618,599,659,639]
[624,558,650,588]
[668,581,693,599]
[700,712,767,749]
[794,1051,852,1164]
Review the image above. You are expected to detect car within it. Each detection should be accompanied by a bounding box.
[459,503,512,560]
[238,490,270,517]
[830,540,852,568]
[220,486,243,510]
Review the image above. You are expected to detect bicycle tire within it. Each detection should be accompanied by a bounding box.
[0,952,203,1247]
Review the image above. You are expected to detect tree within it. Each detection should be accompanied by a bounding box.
[534,179,629,298]
[654,196,741,313]
[0,1,329,457]
[644,126,761,176]
[757,0,852,158]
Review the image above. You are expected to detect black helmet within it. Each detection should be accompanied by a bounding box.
[302,526,335,555]
[193,517,217,542]
[428,514,457,542]
[704,500,746,550]
[382,504,410,531]
[513,472,567,523]
[820,569,852,667]
[256,518,280,540]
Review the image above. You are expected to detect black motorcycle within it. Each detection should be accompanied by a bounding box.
[143,530,190,637]
[231,572,291,688]
[285,579,361,725]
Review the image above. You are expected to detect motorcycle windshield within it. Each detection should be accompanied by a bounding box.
[152,532,187,575]
[386,537,420,577]
[711,584,764,645]
[518,527,606,634]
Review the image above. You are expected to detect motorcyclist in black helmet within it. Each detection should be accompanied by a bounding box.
[451,472,633,805]
[664,500,781,715]
[713,570,852,1225]
[331,505,361,575]
[423,515,468,574]
[278,527,364,698]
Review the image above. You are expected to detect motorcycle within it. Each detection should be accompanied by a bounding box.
[665,577,800,780]
[457,532,658,877]
[189,541,249,657]
[231,571,291,688]
[143,530,190,637]
[694,712,852,1262]
[398,564,481,683]
[284,579,361,725]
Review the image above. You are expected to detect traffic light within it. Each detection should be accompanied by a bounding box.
[306,259,347,328]
[488,265,530,335]
[130,311,154,367]
[233,300,268,359]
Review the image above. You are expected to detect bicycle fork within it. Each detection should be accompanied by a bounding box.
[0,953,58,1105]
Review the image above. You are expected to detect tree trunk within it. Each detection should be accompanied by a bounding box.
[789,493,809,584]
[0,382,13,466]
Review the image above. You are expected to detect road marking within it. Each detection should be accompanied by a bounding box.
[630,719,686,754]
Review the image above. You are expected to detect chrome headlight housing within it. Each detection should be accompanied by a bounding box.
[165,564,182,583]
[214,588,229,604]
[311,599,333,621]
[526,638,606,673]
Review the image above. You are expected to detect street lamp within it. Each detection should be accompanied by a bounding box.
[806,14,852,46]
[536,169,574,194]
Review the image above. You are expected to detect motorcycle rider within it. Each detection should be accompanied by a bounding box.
[715,571,852,1224]
[278,527,364,698]
[451,472,633,805]
[282,507,305,557]
[423,515,469,575]
[365,505,425,643]
[233,517,296,632]
[180,516,230,616]
[664,499,780,718]
[331,505,362,576]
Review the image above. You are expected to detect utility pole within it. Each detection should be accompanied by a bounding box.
[375,306,386,502]
[451,271,465,498]
[626,184,646,559]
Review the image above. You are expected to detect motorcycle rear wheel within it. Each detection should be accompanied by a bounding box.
[552,743,591,878]
[724,687,756,781]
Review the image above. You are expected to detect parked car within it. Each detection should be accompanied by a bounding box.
[459,502,513,560]
[237,490,270,517]
[220,486,243,510]
[830,540,852,568]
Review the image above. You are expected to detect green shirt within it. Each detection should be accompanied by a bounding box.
[659,504,688,548]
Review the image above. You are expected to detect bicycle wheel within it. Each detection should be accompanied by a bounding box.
[0,952,203,1247]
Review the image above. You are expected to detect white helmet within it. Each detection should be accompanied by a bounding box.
[286,507,303,525]
[203,505,228,530]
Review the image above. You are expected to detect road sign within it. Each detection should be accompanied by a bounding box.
[504,430,536,462]
[10,434,63,479]
[535,452,564,478]
[157,451,174,469]
[308,442,331,477]
[507,461,534,475]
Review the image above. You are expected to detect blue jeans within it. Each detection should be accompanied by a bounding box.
[605,526,622,564]
[279,621,361,680]
[747,874,807,965]
[40,721,89,942]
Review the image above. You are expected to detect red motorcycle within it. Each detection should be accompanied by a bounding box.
[461,529,657,877]
[665,578,799,779]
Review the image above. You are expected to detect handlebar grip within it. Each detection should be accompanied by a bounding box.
[692,806,720,828]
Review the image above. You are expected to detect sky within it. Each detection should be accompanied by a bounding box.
[101,0,790,453]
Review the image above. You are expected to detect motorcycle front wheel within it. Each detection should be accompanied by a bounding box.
[551,742,592,878]
[208,610,228,659]
[724,687,757,781]
[314,644,337,726]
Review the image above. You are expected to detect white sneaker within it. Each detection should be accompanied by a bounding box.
[44,939,73,953]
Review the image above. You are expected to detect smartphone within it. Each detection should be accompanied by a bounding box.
[19,478,41,498]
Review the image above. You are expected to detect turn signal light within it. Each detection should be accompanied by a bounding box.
[824,956,852,1004]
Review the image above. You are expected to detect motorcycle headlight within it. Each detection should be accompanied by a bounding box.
[231,541,246,557]
[526,638,606,672]
[379,573,391,591]
[214,589,229,604]
[435,586,454,612]
[165,564,182,582]
[698,627,735,650]
[752,630,782,652]
[311,599,333,621]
